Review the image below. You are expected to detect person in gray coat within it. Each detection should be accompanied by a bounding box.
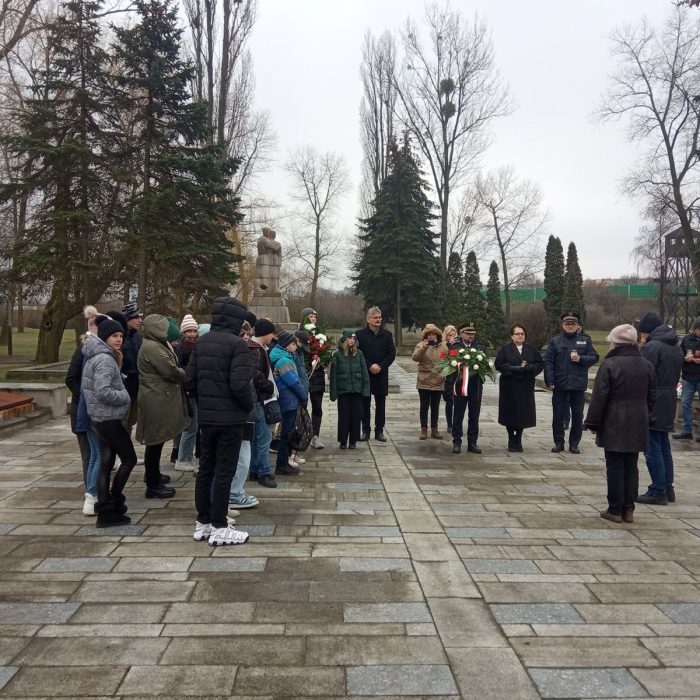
[81,315,135,528]
[635,312,684,505]
[584,324,656,524]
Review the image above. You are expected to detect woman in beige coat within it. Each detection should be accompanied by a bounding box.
[411,324,448,439]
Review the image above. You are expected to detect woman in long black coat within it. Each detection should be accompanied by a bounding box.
[494,324,544,452]
[584,324,656,524]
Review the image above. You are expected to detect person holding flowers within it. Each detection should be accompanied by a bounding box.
[300,308,332,449]
[411,324,448,440]
[494,324,544,452]
[440,322,491,454]
[330,330,370,449]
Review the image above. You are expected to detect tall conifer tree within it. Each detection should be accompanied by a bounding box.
[353,135,438,346]
[112,0,242,309]
[463,250,486,331]
[561,241,585,322]
[484,260,507,346]
[543,235,566,338]
[441,252,464,326]
[2,0,117,362]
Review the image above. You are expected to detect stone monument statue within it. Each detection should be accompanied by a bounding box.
[249,227,291,324]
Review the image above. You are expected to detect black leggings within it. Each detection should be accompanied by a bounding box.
[310,390,324,436]
[144,443,164,489]
[418,389,442,428]
[92,419,137,506]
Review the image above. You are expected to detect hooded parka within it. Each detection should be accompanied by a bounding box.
[641,324,683,431]
[136,315,187,446]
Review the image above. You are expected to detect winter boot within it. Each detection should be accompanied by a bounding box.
[430,427,443,440]
[419,426,428,440]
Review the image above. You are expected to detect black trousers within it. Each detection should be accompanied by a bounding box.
[451,382,483,445]
[92,419,137,509]
[362,393,386,434]
[552,390,585,447]
[310,390,324,436]
[337,393,363,445]
[144,443,164,489]
[444,394,454,429]
[604,450,639,515]
[195,424,243,528]
[418,389,442,428]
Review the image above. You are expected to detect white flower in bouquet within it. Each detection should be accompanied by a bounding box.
[473,364,479,370]
[304,323,316,332]
[451,360,458,366]
[476,354,483,361]
[316,334,327,343]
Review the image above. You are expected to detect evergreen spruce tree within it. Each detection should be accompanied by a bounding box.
[1,0,118,362]
[441,252,464,326]
[543,235,566,339]
[463,250,486,331]
[111,0,242,309]
[561,241,586,322]
[484,261,507,347]
[353,135,439,346]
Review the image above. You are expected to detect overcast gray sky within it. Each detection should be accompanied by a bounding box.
[247,0,672,284]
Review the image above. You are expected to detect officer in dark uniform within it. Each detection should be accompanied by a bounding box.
[544,311,599,453]
[446,322,487,454]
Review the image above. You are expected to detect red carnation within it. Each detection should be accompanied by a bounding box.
[439,352,446,359]
[449,349,458,356]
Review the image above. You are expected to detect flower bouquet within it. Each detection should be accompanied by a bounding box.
[303,320,334,368]
[436,346,495,395]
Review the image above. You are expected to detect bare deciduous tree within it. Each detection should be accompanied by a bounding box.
[393,3,511,273]
[598,5,700,293]
[474,166,547,322]
[0,0,42,62]
[359,29,396,213]
[285,146,350,307]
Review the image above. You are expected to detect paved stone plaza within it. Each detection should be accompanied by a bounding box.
[0,362,700,698]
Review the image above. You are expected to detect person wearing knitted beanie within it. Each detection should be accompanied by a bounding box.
[175,315,199,470]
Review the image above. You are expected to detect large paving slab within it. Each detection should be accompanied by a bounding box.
[0,360,699,697]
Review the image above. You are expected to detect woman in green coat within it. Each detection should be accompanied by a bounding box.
[136,314,187,498]
[330,330,370,449]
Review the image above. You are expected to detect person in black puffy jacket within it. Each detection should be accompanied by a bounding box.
[635,312,683,506]
[673,316,700,440]
[185,297,253,546]
[543,310,599,454]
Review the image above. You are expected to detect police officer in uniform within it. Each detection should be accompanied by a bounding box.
[544,311,599,453]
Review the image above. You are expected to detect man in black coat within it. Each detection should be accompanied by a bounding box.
[446,322,487,454]
[355,306,396,442]
[544,311,599,454]
[673,316,700,441]
[121,302,144,430]
[185,297,254,546]
[636,312,683,505]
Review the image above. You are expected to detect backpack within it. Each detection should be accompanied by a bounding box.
[287,404,313,452]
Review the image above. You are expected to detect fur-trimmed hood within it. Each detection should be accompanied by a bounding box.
[421,324,443,341]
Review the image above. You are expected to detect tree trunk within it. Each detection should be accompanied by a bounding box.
[394,279,402,348]
[35,290,80,363]
[310,219,321,308]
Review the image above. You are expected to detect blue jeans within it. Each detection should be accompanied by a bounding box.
[85,429,101,496]
[229,440,251,501]
[250,403,272,478]
[276,409,297,469]
[680,379,700,433]
[178,398,198,462]
[643,429,674,495]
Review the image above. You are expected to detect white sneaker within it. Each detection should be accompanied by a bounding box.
[228,508,241,518]
[295,455,306,465]
[311,436,324,449]
[193,521,212,541]
[226,515,236,525]
[175,460,196,471]
[288,458,300,468]
[208,525,249,546]
[82,493,97,516]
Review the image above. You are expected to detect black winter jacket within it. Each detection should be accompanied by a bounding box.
[122,328,142,400]
[184,297,254,425]
[355,325,396,396]
[543,331,599,391]
[641,324,683,431]
[680,330,700,381]
[65,344,85,433]
[584,345,656,452]
[248,338,275,403]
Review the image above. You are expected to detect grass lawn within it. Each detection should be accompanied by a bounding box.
[0,328,77,380]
